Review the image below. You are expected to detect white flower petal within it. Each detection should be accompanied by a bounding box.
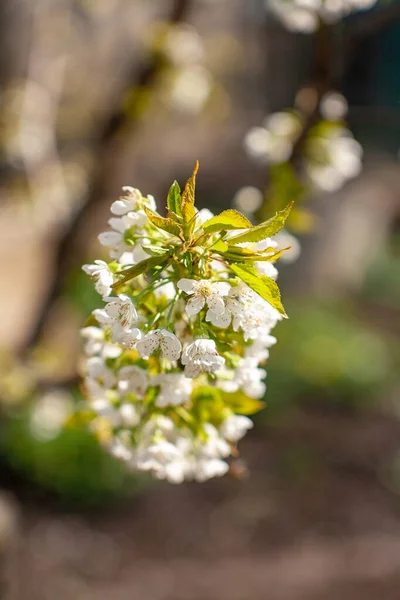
[177,278,197,294]
[211,282,230,296]
[186,294,205,315]
[206,308,231,328]
[98,231,122,246]
[206,293,225,315]
[108,217,128,233]
[136,331,160,359]
[159,330,182,361]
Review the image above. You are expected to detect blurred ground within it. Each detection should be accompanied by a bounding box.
[1,407,399,600]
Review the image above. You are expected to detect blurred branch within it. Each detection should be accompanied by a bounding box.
[290,24,334,168]
[346,3,400,49]
[21,0,192,354]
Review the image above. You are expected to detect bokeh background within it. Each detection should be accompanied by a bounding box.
[0,0,399,598]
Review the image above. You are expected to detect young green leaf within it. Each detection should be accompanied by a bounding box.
[142,245,170,257]
[181,161,199,236]
[209,239,229,253]
[191,386,226,425]
[112,254,170,289]
[144,206,182,237]
[222,391,265,415]
[245,247,290,262]
[212,245,260,261]
[229,262,287,316]
[166,180,182,216]
[228,202,293,245]
[201,209,252,234]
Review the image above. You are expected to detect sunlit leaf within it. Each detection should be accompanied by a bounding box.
[229,262,287,316]
[112,254,170,288]
[245,247,291,262]
[222,391,265,415]
[228,203,293,245]
[181,161,199,237]
[201,209,252,233]
[166,180,182,217]
[191,386,225,425]
[144,206,181,237]
[209,239,229,252]
[142,245,170,257]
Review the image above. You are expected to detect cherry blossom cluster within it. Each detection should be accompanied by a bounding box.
[266,0,377,33]
[152,22,212,114]
[80,164,290,483]
[244,92,362,193]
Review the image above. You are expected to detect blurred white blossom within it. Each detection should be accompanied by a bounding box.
[266,0,377,33]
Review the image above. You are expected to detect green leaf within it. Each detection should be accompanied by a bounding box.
[112,254,170,289]
[222,391,265,415]
[201,209,252,234]
[166,181,182,216]
[223,245,258,258]
[229,262,287,317]
[167,210,183,223]
[266,163,305,217]
[209,239,228,252]
[228,202,293,245]
[181,161,199,237]
[191,386,226,425]
[245,247,291,262]
[144,206,182,237]
[142,245,169,257]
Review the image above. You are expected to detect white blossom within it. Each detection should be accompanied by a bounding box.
[226,358,267,399]
[178,278,230,321]
[103,294,138,328]
[152,373,192,407]
[194,458,229,482]
[196,208,214,226]
[136,329,182,361]
[117,365,149,397]
[305,127,362,192]
[181,338,225,378]
[84,356,116,398]
[81,326,122,358]
[119,403,140,427]
[266,0,377,33]
[110,187,142,215]
[221,415,253,443]
[82,260,114,297]
[244,112,302,164]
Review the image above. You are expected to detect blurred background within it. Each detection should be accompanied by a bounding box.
[0,0,399,598]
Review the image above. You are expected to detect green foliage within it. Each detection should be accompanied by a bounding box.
[245,247,290,262]
[222,391,265,415]
[264,300,394,416]
[112,254,170,289]
[143,206,182,237]
[110,161,290,319]
[142,244,170,257]
[229,263,287,316]
[65,269,104,316]
[0,412,145,507]
[181,160,199,237]
[228,202,293,245]
[201,209,252,233]
[191,386,226,426]
[166,180,182,216]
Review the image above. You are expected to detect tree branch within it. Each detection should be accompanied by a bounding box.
[21,0,192,354]
[346,3,400,50]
